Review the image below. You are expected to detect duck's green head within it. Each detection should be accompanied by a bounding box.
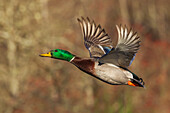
[39,49,75,62]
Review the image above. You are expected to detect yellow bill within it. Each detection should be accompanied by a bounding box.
[39,52,52,57]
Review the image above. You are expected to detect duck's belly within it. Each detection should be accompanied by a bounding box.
[93,63,132,85]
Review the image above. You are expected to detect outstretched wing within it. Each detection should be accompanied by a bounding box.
[77,17,113,58]
[99,25,140,68]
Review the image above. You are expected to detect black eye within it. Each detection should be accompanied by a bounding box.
[55,50,58,52]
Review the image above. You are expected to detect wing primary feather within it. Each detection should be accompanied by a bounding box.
[91,20,96,37]
[77,18,86,39]
[129,37,140,45]
[96,29,105,39]
[116,25,121,44]
[95,25,102,38]
[126,28,133,42]
[121,26,124,40]
[98,33,108,41]
[100,24,141,68]
[86,17,92,38]
[82,17,88,39]
[78,17,113,58]
[124,26,127,40]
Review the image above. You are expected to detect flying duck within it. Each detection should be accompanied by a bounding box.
[40,17,145,88]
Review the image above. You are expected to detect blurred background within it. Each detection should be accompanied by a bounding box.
[0,0,170,113]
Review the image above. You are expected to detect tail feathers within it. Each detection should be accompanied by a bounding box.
[129,78,145,88]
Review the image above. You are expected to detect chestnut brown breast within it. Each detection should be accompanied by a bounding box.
[70,57,95,75]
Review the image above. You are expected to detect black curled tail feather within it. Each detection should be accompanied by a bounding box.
[130,78,145,88]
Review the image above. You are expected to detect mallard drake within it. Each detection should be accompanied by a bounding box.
[40,17,145,88]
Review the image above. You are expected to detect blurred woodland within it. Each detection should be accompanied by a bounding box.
[0,0,170,113]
